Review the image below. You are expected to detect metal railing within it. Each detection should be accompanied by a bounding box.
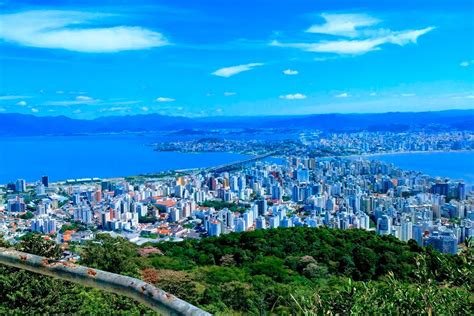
[0,247,211,316]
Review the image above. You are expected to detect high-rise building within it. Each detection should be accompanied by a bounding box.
[256,216,267,229]
[377,215,391,235]
[281,216,293,228]
[225,209,235,228]
[269,216,280,229]
[36,183,46,195]
[424,230,458,255]
[412,224,424,246]
[234,218,246,232]
[271,184,282,201]
[15,179,26,192]
[209,220,221,236]
[36,203,47,215]
[101,181,110,191]
[41,176,49,188]
[230,176,239,192]
[457,183,466,200]
[74,207,93,224]
[169,208,180,222]
[257,198,267,216]
[356,212,370,230]
[296,167,310,183]
[30,217,56,234]
[292,185,300,203]
[401,217,413,242]
[431,182,449,197]
[238,175,246,191]
[243,211,253,229]
[7,197,26,212]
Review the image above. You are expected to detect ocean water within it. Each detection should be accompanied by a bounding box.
[1,135,473,185]
[0,134,250,183]
[367,151,474,184]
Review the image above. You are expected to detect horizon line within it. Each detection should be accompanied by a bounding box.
[1,108,473,120]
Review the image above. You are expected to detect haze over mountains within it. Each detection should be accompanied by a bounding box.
[0,109,473,136]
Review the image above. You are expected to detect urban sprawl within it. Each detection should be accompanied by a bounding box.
[155,130,474,156]
[1,148,473,258]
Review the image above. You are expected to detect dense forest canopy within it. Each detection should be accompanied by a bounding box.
[1,227,473,314]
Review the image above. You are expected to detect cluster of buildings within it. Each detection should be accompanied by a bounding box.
[154,131,474,157]
[308,131,474,155]
[0,155,472,255]
[192,157,472,255]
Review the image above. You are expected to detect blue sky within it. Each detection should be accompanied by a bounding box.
[0,0,473,118]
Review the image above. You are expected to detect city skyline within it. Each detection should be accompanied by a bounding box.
[1,2,473,314]
[0,0,473,118]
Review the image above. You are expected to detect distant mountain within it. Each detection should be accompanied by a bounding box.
[0,113,192,136]
[0,109,473,136]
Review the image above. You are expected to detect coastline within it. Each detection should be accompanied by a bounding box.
[2,148,473,187]
[357,149,474,158]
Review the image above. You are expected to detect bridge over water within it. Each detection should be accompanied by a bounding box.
[205,152,276,173]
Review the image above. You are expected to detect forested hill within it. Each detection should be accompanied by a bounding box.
[1,109,473,136]
[1,227,473,314]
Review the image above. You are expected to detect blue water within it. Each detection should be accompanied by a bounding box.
[367,151,474,184]
[1,135,473,186]
[0,134,250,183]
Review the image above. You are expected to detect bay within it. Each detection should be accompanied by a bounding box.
[366,151,474,185]
[1,134,473,187]
[0,134,251,183]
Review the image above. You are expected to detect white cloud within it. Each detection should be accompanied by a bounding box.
[401,93,416,97]
[16,100,27,106]
[100,106,130,112]
[75,95,93,101]
[283,69,299,75]
[212,62,264,77]
[271,38,380,55]
[0,95,30,100]
[0,107,6,112]
[103,100,142,106]
[141,106,149,111]
[279,93,307,100]
[31,108,39,113]
[43,95,98,106]
[44,97,140,107]
[314,56,338,62]
[271,13,435,56]
[460,60,474,67]
[0,10,169,53]
[271,27,434,55]
[72,109,81,114]
[369,92,377,96]
[451,94,474,100]
[224,92,237,96]
[156,97,175,102]
[56,90,64,94]
[306,13,380,37]
[335,92,349,98]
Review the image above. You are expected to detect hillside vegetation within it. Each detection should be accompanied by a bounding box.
[1,228,473,315]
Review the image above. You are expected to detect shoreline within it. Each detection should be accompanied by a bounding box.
[313,149,474,161]
[1,149,473,187]
[340,149,474,159]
